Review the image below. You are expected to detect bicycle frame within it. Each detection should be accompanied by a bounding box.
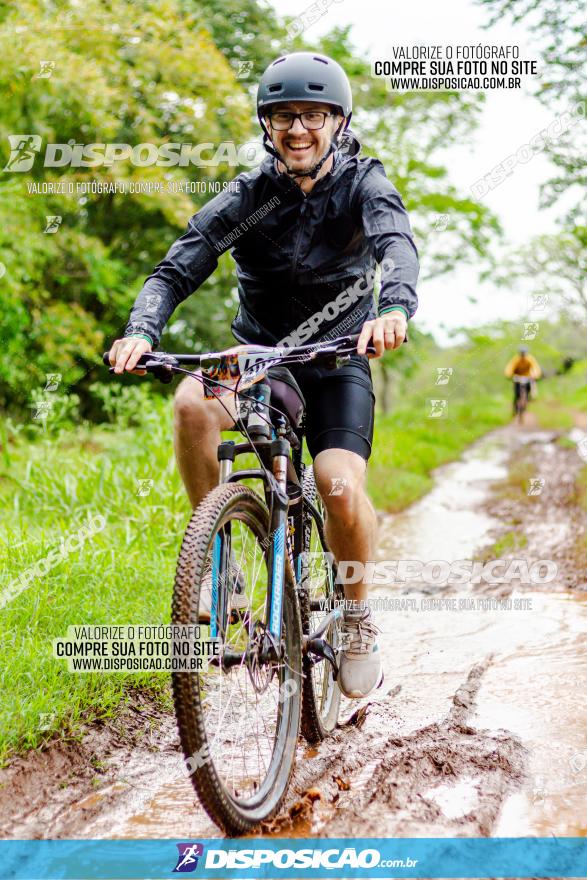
[103,333,372,670]
[212,422,342,675]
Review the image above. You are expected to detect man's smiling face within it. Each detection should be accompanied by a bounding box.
[264,101,342,173]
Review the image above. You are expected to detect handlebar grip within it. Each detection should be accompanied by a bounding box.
[102,351,151,369]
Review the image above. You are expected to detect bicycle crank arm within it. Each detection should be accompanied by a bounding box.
[305,606,343,640]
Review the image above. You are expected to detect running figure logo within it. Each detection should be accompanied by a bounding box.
[173,843,204,873]
[3,135,42,172]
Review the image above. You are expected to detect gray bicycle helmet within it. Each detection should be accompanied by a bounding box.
[257,52,352,121]
[257,52,352,179]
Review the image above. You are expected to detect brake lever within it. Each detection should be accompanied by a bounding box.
[331,341,377,358]
[104,352,180,383]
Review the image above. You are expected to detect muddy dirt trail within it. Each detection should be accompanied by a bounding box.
[3,423,586,840]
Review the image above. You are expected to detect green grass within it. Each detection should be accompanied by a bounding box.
[0,399,185,763]
[490,454,544,505]
[569,465,587,578]
[533,361,587,430]
[368,396,508,511]
[367,341,514,511]
[574,465,587,512]
[557,436,578,449]
[480,529,528,564]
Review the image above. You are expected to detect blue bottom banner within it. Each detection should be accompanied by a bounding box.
[1,837,586,879]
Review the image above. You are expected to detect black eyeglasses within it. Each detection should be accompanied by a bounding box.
[267,110,336,131]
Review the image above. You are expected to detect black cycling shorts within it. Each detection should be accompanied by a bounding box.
[289,354,375,462]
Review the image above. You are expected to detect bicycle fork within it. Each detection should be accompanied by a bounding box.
[265,438,291,643]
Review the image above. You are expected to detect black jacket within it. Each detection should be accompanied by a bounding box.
[124,139,419,347]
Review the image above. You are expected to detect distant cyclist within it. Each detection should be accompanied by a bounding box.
[109,52,419,699]
[504,345,542,415]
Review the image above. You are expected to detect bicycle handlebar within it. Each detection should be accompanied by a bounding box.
[103,333,378,382]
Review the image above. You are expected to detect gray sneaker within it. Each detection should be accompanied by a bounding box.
[338,610,382,699]
[198,555,249,623]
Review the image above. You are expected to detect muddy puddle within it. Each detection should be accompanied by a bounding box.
[4,426,586,840]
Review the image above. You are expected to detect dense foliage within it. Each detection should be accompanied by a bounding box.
[0,0,499,414]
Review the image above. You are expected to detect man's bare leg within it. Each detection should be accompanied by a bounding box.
[313,448,378,604]
[313,447,381,698]
[173,374,237,509]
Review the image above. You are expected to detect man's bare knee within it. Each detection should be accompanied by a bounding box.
[174,374,236,433]
[174,377,204,425]
[314,450,365,498]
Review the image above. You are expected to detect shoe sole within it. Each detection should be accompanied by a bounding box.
[339,668,384,700]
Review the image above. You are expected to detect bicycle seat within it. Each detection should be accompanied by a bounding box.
[266,365,306,429]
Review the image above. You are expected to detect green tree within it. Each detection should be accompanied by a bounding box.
[0,0,503,416]
[494,226,587,323]
[0,0,253,409]
[479,0,586,218]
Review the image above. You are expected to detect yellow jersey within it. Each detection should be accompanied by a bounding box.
[504,354,542,379]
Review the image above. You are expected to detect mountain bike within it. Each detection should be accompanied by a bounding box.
[103,333,374,833]
[513,374,532,423]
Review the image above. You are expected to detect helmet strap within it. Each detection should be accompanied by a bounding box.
[260,117,346,181]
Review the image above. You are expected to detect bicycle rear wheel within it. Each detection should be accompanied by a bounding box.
[172,483,302,834]
[299,465,343,742]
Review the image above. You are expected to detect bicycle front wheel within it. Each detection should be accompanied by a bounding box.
[516,384,528,420]
[172,483,302,834]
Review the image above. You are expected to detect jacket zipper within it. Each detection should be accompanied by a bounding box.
[290,198,308,285]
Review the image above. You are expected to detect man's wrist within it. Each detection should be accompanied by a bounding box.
[128,333,154,345]
[126,332,154,345]
[379,305,409,320]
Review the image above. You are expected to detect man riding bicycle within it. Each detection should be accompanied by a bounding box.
[108,52,420,699]
[504,345,542,414]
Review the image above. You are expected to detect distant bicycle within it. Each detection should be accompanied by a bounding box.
[103,333,374,833]
[513,374,532,423]
[504,346,541,424]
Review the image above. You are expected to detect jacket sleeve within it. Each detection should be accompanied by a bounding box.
[504,356,518,378]
[528,354,542,379]
[356,162,419,320]
[124,183,247,346]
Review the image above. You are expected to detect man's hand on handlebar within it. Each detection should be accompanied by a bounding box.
[357,313,407,358]
[108,336,152,375]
